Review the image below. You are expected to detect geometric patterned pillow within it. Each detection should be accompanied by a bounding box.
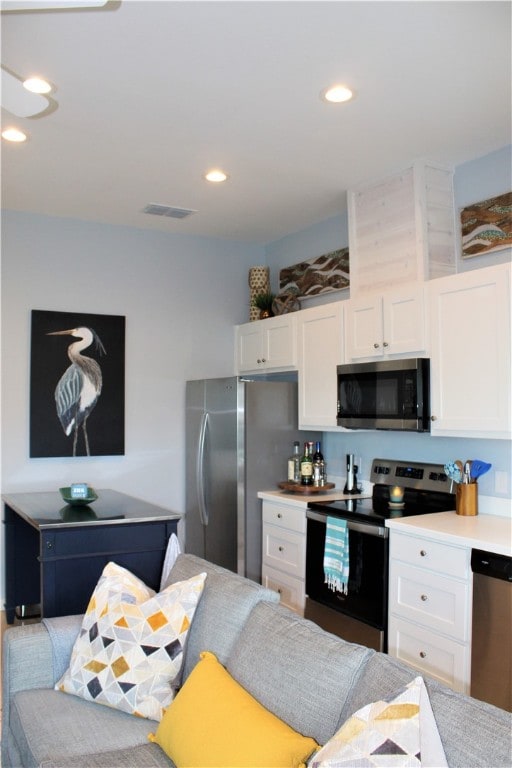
[310,676,448,768]
[55,562,206,721]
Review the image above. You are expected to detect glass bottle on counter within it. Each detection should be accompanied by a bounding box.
[287,441,301,483]
[313,441,327,486]
[313,441,323,464]
[312,441,324,487]
[300,442,313,486]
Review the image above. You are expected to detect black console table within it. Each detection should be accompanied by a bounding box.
[3,489,181,624]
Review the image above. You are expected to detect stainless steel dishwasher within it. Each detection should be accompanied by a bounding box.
[471,548,512,712]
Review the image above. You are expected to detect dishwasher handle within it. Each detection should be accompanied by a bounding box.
[471,548,512,582]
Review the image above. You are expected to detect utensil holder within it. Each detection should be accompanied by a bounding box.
[456,483,478,516]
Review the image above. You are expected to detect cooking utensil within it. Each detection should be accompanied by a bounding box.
[464,461,472,484]
[444,462,462,485]
[470,460,492,481]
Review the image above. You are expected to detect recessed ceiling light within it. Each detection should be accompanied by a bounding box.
[23,77,52,95]
[2,127,27,142]
[205,169,228,183]
[322,84,354,103]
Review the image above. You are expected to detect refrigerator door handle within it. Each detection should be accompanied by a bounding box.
[197,411,209,526]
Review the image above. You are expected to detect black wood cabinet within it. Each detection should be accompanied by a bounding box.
[3,489,181,623]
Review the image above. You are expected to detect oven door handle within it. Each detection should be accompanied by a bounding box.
[306,510,388,538]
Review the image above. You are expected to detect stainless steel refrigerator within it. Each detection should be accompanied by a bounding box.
[185,376,316,582]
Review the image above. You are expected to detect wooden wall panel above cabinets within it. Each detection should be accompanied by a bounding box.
[348,161,456,297]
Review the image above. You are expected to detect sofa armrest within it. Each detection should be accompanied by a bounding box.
[2,615,82,736]
[3,623,54,696]
[2,622,54,749]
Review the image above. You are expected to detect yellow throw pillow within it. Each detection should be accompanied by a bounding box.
[56,562,206,721]
[149,650,319,767]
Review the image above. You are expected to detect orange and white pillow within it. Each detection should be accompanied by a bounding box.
[56,561,205,721]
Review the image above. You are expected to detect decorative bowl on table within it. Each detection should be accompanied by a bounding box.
[59,486,98,506]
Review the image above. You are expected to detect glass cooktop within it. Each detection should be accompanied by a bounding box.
[308,458,456,525]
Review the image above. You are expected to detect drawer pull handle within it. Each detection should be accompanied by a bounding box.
[420,651,427,659]
[420,550,427,557]
[421,594,428,602]
[277,513,282,518]
[278,546,284,552]
[373,342,380,349]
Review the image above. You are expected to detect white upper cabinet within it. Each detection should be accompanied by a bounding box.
[428,263,511,438]
[346,284,427,360]
[348,161,456,296]
[297,302,344,429]
[235,314,297,374]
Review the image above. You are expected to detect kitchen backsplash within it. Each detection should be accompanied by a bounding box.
[322,430,511,516]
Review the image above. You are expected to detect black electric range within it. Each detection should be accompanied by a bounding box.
[305,458,455,652]
[308,458,455,525]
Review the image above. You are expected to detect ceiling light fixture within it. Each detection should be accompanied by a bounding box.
[2,127,27,142]
[322,84,354,103]
[1,67,50,117]
[205,169,228,183]
[23,77,52,95]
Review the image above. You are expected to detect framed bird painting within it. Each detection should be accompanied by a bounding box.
[30,309,125,458]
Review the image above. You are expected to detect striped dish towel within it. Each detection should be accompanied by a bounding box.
[324,516,349,594]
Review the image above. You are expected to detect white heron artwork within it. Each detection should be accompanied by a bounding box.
[47,326,106,456]
[29,309,125,458]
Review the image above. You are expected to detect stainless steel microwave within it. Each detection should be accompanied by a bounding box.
[337,358,430,431]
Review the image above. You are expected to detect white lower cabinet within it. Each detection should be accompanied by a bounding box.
[388,531,471,693]
[262,565,306,613]
[261,500,306,614]
[388,617,468,691]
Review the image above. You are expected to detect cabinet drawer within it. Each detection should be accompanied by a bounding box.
[388,616,468,693]
[262,502,306,534]
[262,525,305,578]
[389,562,469,640]
[390,532,469,578]
[262,565,305,614]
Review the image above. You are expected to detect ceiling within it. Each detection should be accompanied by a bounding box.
[1,0,511,244]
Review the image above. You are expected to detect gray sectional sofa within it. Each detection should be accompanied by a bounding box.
[2,553,511,767]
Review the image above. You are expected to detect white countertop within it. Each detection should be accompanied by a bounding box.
[386,511,512,557]
[257,489,372,509]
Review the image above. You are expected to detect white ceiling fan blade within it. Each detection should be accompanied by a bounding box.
[1,1,108,10]
[1,68,49,117]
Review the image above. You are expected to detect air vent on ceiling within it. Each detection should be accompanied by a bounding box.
[143,203,197,219]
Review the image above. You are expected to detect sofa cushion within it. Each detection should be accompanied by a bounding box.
[343,652,512,768]
[164,553,279,680]
[310,675,447,768]
[226,601,373,746]
[56,562,206,720]
[150,651,319,768]
[10,688,159,767]
[21,743,174,768]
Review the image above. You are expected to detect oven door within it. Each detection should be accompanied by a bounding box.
[305,510,389,651]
